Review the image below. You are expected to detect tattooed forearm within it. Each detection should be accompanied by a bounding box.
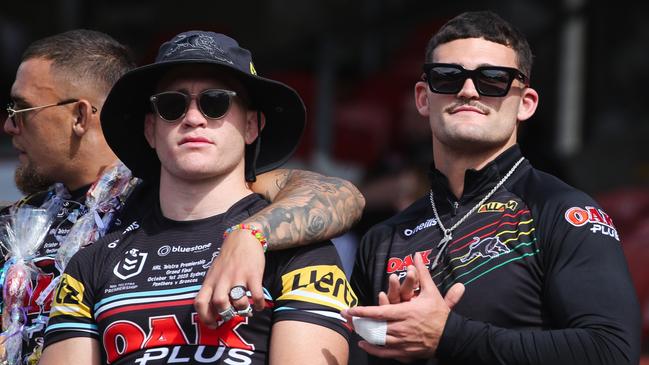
[244,169,365,250]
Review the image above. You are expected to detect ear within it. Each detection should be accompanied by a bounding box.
[244,110,265,145]
[414,81,430,117]
[517,87,539,122]
[71,100,96,137]
[143,113,156,148]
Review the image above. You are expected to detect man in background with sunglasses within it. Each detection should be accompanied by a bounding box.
[1,30,363,363]
[343,11,640,364]
[39,30,354,364]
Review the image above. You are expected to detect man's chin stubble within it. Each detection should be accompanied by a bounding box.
[15,164,55,195]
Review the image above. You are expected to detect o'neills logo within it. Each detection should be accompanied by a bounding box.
[564,206,620,241]
[122,221,140,234]
[403,218,437,237]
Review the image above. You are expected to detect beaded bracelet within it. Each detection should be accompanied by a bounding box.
[223,224,268,253]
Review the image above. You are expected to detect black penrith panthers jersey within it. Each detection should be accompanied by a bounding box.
[45,193,355,364]
[352,145,640,365]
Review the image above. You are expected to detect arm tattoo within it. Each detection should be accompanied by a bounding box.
[242,170,365,250]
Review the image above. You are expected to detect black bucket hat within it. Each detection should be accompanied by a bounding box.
[101,31,306,181]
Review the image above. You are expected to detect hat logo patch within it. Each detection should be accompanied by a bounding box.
[249,62,257,75]
[163,34,234,65]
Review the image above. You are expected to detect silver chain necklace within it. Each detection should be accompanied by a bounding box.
[428,157,525,270]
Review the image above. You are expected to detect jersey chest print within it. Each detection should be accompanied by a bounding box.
[391,197,539,292]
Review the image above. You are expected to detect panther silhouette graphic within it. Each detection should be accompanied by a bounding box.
[459,236,511,263]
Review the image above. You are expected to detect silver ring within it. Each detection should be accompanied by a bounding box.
[236,305,253,317]
[229,285,248,301]
[218,306,237,322]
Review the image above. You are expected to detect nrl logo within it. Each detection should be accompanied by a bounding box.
[113,248,148,280]
[478,200,518,213]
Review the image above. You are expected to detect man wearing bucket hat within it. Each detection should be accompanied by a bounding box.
[2,29,363,364]
[38,31,355,364]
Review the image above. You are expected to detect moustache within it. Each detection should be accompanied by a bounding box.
[444,99,490,114]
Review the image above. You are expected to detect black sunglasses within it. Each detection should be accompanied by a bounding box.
[422,63,529,97]
[149,89,237,122]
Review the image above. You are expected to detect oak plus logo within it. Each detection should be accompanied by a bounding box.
[103,313,253,364]
[564,206,620,241]
[113,248,148,280]
[386,249,433,279]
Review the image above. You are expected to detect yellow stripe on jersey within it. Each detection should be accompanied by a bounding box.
[279,265,358,308]
[50,273,91,318]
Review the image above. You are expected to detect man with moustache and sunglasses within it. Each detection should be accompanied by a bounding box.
[1,30,363,364]
[39,31,355,365]
[342,11,640,365]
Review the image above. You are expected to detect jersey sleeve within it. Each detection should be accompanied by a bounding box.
[350,224,387,306]
[436,192,641,365]
[267,241,358,340]
[43,246,99,346]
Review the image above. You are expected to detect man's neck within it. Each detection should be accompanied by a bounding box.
[433,142,515,199]
[158,169,252,221]
[64,142,121,191]
[64,159,120,192]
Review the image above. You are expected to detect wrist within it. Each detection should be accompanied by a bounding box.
[223,223,268,252]
[435,310,459,357]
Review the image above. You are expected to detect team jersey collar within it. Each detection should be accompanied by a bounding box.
[151,189,262,229]
[428,144,525,202]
